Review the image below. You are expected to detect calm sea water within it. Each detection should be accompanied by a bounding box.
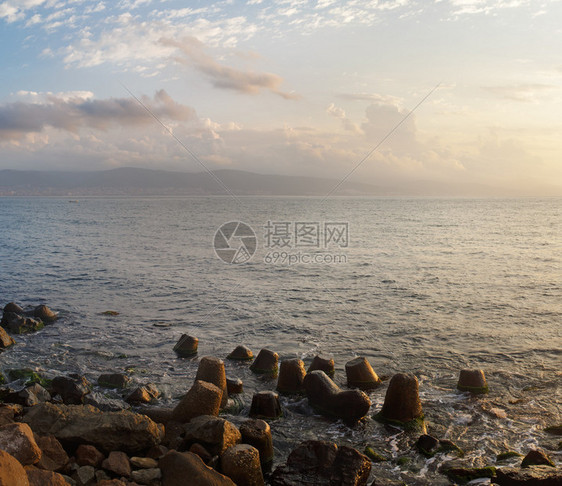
[0,196,560,484]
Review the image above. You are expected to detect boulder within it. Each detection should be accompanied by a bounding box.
[195,357,228,408]
[221,444,264,486]
[102,451,131,477]
[271,440,371,486]
[126,384,159,405]
[0,327,15,349]
[277,359,306,394]
[0,449,30,486]
[521,449,555,468]
[303,370,371,424]
[4,383,51,407]
[226,378,243,395]
[0,423,41,465]
[131,468,162,484]
[345,357,381,390]
[250,349,279,377]
[159,450,235,486]
[23,402,164,454]
[182,415,241,456]
[495,466,562,485]
[189,443,212,464]
[172,380,222,423]
[33,305,58,323]
[240,419,274,465]
[1,313,43,335]
[35,435,69,471]
[250,391,283,419]
[76,444,105,467]
[50,375,91,405]
[130,456,158,469]
[25,467,67,486]
[3,302,24,314]
[227,345,254,361]
[83,391,129,412]
[98,373,130,389]
[375,373,424,430]
[173,334,198,357]
[457,369,489,394]
[307,356,335,378]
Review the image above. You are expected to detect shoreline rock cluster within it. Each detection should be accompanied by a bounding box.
[1,302,561,485]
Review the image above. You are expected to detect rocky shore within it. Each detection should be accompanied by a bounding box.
[0,301,560,486]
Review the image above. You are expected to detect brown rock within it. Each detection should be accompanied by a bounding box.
[0,422,42,465]
[276,359,306,395]
[23,402,164,454]
[171,380,222,423]
[378,373,423,423]
[102,451,131,477]
[25,466,67,486]
[221,444,264,486]
[50,375,91,405]
[182,415,241,456]
[457,369,489,394]
[189,443,212,464]
[240,419,274,465]
[98,373,131,389]
[159,450,235,486]
[521,449,555,468]
[345,357,381,390]
[226,378,243,395]
[227,345,254,361]
[0,449,30,486]
[173,334,198,357]
[307,356,335,378]
[495,466,562,485]
[195,357,228,408]
[126,385,159,405]
[146,445,168,460]
[0,407,15,427]
[131,467,162,484]
[75,444,105,467]
[130,456,158,469]
[0,326,15,349]
[250,349,279,377]
[249,391,282,419]
[3,302,24,314]
[74,465,95,485]
[96,480,127,486]
[35,435,69,471]
[33,305,57,322]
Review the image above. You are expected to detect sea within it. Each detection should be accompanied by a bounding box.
[0,196,560,484]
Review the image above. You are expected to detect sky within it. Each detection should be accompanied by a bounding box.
[1,0,561,194]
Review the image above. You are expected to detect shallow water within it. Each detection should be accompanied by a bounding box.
[0,196,560,483]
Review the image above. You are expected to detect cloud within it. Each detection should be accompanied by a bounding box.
[0,90,195,140]
[481,83,557,102]
[162,37,299,99]
[326,103,360,133]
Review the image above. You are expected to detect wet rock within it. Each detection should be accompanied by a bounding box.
[5,383,51,407]
[75,444,105,467]
[221,444,265,486]
[545,424,562,435]
[240,419,274,466]
[495,466,562,485]
[102,451,131,477]
[0,326,15,349]
[171,380,222,423]
[0,449,29,486]
[415,434,439,457]
[375,373,424,430]
[6,369,45,386]
[277,359,306,395]
[271,440,371,486]
[159,450,235,486]
[130,456,158,469]
[173,334,198,357]
[23,402,164,454]
[131,467,161,484]
[250,349,279,377]
[182,415,241,456]
[363,447,388,463]
[303,370,371,424]
[1,312,44,335]
[25,467,68,486]
[497,451,523,462]
[345,357,381,390]
[83,391,129,412]
[35,435,69,471]
[98,373,131,389]
[457,369,489,394]
[196,356,228,408]
[521,449,555,468]
[226,377,243,395]
[227,345,254,361]
[126,384,159,405]
[307,356,335,378]
[50,375,91,405]
[0,423,42,465]
[3,302,24,314]
[250,391,283,419]
[440,461,496,484]
[33,305,58,323]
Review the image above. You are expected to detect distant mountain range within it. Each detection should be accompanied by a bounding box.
[0,167,560,197]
